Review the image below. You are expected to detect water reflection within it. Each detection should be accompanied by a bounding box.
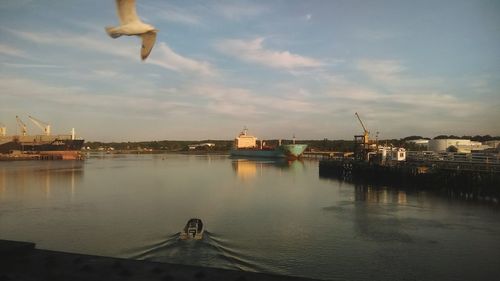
[0,161,83,200]
[2,155,500,281]
[319,171,499,204]
[354,184,408,205]
[231,158,305,181]
[349,184,413,243]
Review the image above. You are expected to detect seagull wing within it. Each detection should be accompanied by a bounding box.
[141,31,157,60]
[116,0,140,25]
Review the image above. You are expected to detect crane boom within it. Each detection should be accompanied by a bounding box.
[28,115,51,136]
[16,116,28,136]
[355,112,368,134]
[0,122,6,137]
[354,112,370,145]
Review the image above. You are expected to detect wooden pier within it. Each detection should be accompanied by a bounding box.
[302,151,353,159]
[319,158,500,198]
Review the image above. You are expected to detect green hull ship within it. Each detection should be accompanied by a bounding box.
[229,128,307,159]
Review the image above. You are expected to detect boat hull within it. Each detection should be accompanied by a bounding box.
[0,135,84,160]
[230,144,307,159]
[281,144,308,159]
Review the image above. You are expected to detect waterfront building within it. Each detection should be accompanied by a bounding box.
[188,143,215,150]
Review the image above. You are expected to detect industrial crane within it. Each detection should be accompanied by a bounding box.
[16,116,28,136]
[355,112,369,145]
[0,122,6,136]
[28,115,51,136]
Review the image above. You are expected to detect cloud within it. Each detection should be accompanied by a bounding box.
[2,62,63,68]
[139,3,201,25]
[320,69,491,132]
[0,76,194,116]
[215,37,324,70]
[214,2,268,20]
[0,43,27,58]
[186,83,317,118]
[4,27,216,76]
[160,9,200,25]
[91,69,119,78]
[355,30,397,41]
[4,27,136,57]
[305,14,312,21]
[148,43,216,77]
[356,59,405,85]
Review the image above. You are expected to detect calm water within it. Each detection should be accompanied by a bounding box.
[1,154,499,280]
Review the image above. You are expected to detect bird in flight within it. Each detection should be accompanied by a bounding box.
[105,0,158,60]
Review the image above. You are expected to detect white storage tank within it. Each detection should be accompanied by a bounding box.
[428,139,471,152]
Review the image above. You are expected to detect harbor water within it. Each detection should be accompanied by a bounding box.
[1,154,499,280]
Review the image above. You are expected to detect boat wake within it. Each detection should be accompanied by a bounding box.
[128,231,276,273]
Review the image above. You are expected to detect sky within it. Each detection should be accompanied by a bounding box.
[1,0,499,141]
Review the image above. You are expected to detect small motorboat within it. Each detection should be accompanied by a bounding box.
[180,218,204,240]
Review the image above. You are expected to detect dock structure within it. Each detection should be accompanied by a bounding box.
[320,113,500,197]
[302,151,353,159]
[319,157,500,198]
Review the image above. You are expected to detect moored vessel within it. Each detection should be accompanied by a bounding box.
[0,116,84,160]
[229,128,307,159]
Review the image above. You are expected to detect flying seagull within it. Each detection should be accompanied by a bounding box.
[105,0,158,60]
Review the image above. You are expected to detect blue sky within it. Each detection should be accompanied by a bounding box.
[1,0,499,141]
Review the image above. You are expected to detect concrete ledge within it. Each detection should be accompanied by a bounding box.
[0,239,321,281]
[0,240,35,256]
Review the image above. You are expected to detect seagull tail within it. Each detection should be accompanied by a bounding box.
[105,26,122,39]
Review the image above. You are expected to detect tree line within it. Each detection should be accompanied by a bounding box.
[84,135,499,152]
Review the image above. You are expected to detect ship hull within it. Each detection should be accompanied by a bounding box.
[0,136,84,160]
[230,144,307,159]
[281,144,308,159]
[230,148,286,158]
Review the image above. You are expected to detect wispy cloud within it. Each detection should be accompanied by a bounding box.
[357,59,405,85]
[0,43,27,58]
[149,43,216,77]
[320,67,488,133]
[214,1,268,20]
[139,3,201,25]
[4,27,136,57]
[160,9,200,25]
[2,62,63,68]
[355,29,397,41]
[215,37,324,70]
[91,69,119,78]
[0,76,194,115]
[187,83,317,118]
[4,27,216,76]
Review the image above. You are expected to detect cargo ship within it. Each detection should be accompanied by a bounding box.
[0,116,84,160]
[229,128,307,159]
